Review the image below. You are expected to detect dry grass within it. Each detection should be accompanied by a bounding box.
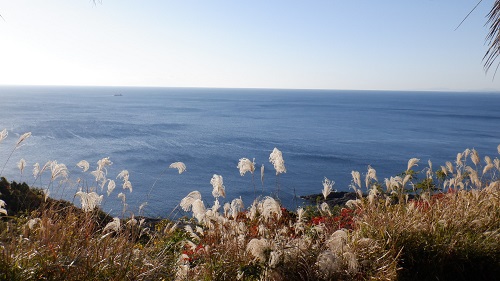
[0,131,499,280]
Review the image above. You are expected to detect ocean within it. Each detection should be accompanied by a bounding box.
[0,86,499,217]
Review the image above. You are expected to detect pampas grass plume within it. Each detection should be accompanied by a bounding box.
[407,158,419,171]
[180,191,202,212]
[17,158,26,174]
[210,174,226,198]
[15,132,31,147]
[169,162,186,174]
[77,160,90,172]
[107,180,116,196]
[0,129,7,144]
[237,158,255,176]
[269,147,286,175]
[322,177,335,200]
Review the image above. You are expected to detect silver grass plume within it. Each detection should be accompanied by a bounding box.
[118,192,126,204]
[15,132,31,147]
[75,190,103,212]
[169,162,186,174]
[123,180,133,193]
[116,170,129,182]
[260,164,265,185]
[97,157,112,172]
[322,177,335,200]
[426,160,433,179]
[407,158,420,172]
[17,158,26,175]
[351,171,361,189]
[258,196,282,222]
[246,238,270,263]
[269,147,286,175]
[327,229,348,252]
[103,217,121,233]
[191,199,206,222]
[498,144,500,154]
[210,174,226,198]
[107,180,116,196]
[230,197,244,219]
[343,251,359,274]
[33,163,40,179]
[471,149,480,166]
[50,161,68,181]
[0,129,7,144]
[297,207,306,222]
[237,158,255,176]
[76,160,90,172]
[0,200,7,216]
[365,166,377,189]
[320,202,331,216]
[445,161,454,174]
[180,191,202,212]
[456,152,464,167]
[483,156,494,175]
[27,218,41,230]
[317,251,342,277]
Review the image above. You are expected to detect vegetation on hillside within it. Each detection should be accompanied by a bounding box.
[0,129,499,280]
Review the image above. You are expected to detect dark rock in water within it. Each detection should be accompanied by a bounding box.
[300,191,358,207]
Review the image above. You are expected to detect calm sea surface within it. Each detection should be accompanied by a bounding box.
[0,86,499,217]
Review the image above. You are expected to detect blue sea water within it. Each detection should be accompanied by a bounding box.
[0,86,499,217]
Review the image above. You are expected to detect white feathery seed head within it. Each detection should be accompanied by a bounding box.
[446,161,454,174]
[269,147,286,175]
[230,197,244,219]
[75,190,103,212]
[237,158,255,176]
[50,161,68,181]
[246,238,270,263]
[260,164,265,185]
[123,180,133,193]
[258,196,282,222]
[0,200,7,216]
[77,160,90,172]
[15,132,31,147]
[17,158,26,174]
[351,171,361,189]
[116,170,129,181]
[107,180,116,196]
[322,177,335,200]
[191,199,206,222]
[407,158,420,172]
[320,202,331,216]
[210,174,226,198]
[27,218,41,230]
[365,166,377,188]
[456,152,463,167]
[103,217,121,233]
[471,149,480,166]
[97,157,112,172]
[317,250,341,277]
[118,192,126,203]
[0,129,7,144]
[180,191,202,212]
[297,207,306,222]
[327,229,348,252]
[33,163,40,179]
[497,144,500,154]
[169,162,186,174]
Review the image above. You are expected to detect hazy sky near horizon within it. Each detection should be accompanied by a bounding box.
[0,0,499,91]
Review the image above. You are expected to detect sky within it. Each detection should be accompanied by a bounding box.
[0,0,499,91]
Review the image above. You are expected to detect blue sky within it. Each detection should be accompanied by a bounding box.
[0,0,498,91]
